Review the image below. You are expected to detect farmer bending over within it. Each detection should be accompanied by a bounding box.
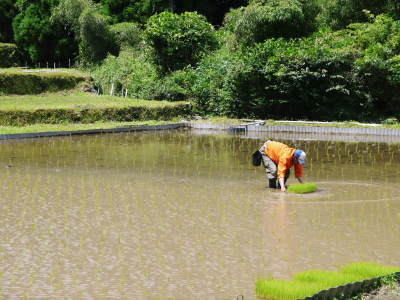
[258,140,306,192]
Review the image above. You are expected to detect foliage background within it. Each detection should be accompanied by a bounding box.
[2,0,400,122]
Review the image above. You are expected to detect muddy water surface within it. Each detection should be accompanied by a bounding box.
[1,130,400,299]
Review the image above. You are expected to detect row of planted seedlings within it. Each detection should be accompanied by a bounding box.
[256,262,400,300]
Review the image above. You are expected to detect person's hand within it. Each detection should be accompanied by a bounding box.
[280,187,286,192]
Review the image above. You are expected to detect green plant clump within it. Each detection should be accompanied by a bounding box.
[287,183,317,194]
[256,262,400,300]
[0,43,20,67]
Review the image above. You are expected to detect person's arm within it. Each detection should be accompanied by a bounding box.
[278,177,286,192]
[277,159,288,192]
[294,163,303,184]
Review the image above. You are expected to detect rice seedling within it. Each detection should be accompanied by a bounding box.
[294,270,361,286]
[287,183,317,194]
[340,262,400,280]
[257,262,400,300]
[256,279,325,300]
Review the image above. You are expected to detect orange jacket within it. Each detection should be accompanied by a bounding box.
[264,141,302,179]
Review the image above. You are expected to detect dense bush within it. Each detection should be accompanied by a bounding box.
[144,11,217,73]
[224,0,319,48]
[109,22,143,49]
[318,0,399,30]
[0,43,21,67]
[100,0,169,24]
[91,49,193,101]
[91,50,159,98]
[190,47,242,116]
[190,14,400,121]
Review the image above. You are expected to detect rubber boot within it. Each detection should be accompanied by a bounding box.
[268,179,277,189]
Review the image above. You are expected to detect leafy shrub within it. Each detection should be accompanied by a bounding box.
[191,14,400,121]
[100,0,169,24]
[109,22,143,49]
[381,117,398,124]
[91,49,160,99]
[0,43,20,67]
[190,47,243,116]
[92,50,194,101]
[225,0,319,48]
[144,11,217,73]
[319,0,392,30]
[150,69,194,101]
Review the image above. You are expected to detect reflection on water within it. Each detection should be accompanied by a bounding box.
[1,130,400,299]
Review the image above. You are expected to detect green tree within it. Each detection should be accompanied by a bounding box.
[52,0,118,65]
[12,0,78,63]
[100,0,169,24]
[173,0,247,25]
[320,0,392,29]
[0,0,17,42]
[144,11,217,73]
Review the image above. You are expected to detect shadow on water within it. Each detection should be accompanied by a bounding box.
[1,129,400,299]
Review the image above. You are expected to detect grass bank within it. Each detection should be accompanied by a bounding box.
[0,93,191,126]
[0,120,181,134]
[0,68,91,95]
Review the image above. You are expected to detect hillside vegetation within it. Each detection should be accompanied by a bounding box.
[2,0,400,122]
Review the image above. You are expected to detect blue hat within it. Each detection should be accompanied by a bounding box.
[294,149,306,164]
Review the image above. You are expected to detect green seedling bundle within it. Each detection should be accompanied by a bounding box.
[287,183,317,194]
[256,262,400,300]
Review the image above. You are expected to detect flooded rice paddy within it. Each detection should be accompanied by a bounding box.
[1,129,400,299]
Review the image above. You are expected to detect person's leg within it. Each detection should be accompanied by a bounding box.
[260,153,277,188]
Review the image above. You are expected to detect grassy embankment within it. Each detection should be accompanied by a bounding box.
[0,68,191,134]
[256,262,400,300]
[2,68,400,135]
